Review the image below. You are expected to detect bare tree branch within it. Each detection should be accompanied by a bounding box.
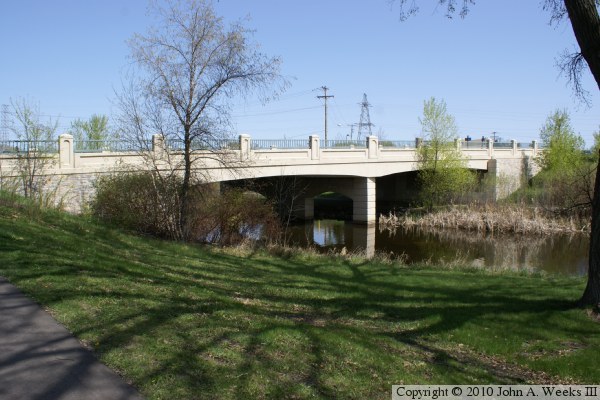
[389,0,474,20]
[116,0,287,239]
[557,49,593,106]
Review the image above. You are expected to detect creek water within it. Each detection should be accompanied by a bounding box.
[286,219,589,277]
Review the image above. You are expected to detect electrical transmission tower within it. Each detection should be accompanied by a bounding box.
[1,104,9,142]
[356,93,374,141]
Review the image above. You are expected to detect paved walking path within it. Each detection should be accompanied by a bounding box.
[0,277,144,400]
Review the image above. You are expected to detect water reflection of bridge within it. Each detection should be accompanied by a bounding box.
[294,220,587,276]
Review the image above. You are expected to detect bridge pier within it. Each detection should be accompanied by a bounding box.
[352,177,376,224]
[304,197,314,220]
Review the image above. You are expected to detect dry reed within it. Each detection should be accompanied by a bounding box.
[379,205,590,235]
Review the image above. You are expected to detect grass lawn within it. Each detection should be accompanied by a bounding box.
[0,197,599,399]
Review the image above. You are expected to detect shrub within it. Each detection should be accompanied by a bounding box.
[91,171,183,239]
[187,187,281,246]
[91,171,281,246]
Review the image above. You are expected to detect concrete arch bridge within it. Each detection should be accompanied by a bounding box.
[0,134,540,223]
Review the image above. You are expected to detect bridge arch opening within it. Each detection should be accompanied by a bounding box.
[313,192,353,221]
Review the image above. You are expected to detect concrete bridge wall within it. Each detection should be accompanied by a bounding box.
[0,134,539,222]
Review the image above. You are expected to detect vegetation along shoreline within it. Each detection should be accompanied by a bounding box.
[379,205,591,235]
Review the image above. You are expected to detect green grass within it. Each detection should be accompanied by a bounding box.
[0,197,599,399]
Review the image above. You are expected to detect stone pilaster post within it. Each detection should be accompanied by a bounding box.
[152,134,166,159]
[310,135,320,160]
[367,136,379,159]
[58,134,74,168]
[239,134,251,161]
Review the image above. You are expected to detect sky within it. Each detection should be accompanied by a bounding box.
[1,0,599,145]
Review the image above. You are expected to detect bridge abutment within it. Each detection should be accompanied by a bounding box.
[487,156,538,200]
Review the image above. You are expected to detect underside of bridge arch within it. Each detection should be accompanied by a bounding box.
[313,192,353,220]
[222,166,501,224]
[376,171,421,213]
[222,175,376,224]
[376,169,492,213]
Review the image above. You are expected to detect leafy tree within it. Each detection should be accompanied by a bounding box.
[416,97,475,208]
[70,114,110,151]
[391,0,600,307]
[534,110,591,210]
[537,109,585,172]
[70,114,109,142]
[591,127,600,159]
[116,0,286,240]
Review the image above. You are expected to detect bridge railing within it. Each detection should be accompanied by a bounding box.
[74,139,151,153]
[166,138,240,151]
[380,140,416,149]
[517,142,534,149]
[461,140,487,149]
[492,141,513,149]
[251,139,308,149]
[1,135,540,163]
[322,140,366,149]
[0,140,59,154]
[460,140,537,150]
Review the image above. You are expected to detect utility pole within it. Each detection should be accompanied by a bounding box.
[347,123,357,141]
[317,86,334,144]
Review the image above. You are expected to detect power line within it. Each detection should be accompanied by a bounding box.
[232,88,317,108]
[232,105,321,118]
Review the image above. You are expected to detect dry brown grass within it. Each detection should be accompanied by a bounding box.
[379,205,590,235]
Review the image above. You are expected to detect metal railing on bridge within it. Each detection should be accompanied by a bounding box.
[321,140,366,149]
[461,140,488,149]
[1,136,541,157]
[166,138,240,151]
[460,140,536,150]
[491,141,513,149]
[251,139,308,149]
[0,140,59,154]
[74,139,151,153]
[517,142,534,149]
[379,140,416,149]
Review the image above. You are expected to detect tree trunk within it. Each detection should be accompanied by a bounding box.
[580,149,600,306]
[563,0,600,307]
[179,131,192,241]
[564,0,600,90]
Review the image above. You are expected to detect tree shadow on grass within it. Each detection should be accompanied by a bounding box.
[0,213,597,398]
